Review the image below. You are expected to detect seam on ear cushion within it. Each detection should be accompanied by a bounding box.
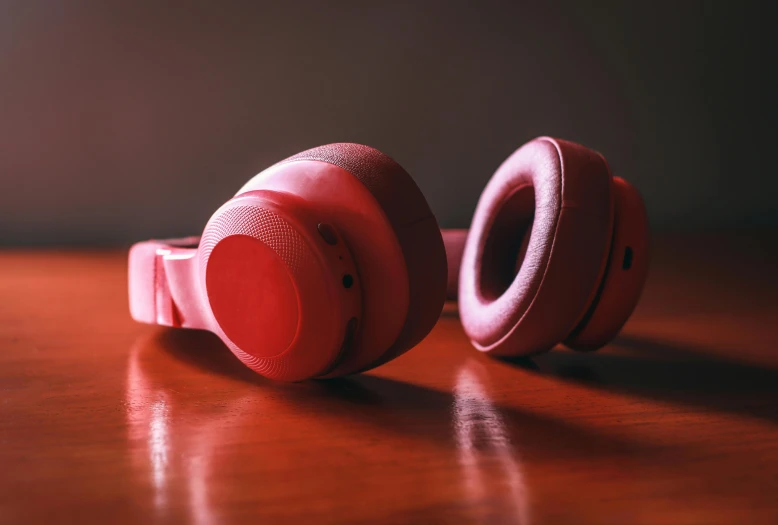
[275,144,448,367]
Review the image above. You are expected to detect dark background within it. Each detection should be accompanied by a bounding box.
[1,1,776,246]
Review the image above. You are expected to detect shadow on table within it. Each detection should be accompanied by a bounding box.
[502,334,778,424]
[130,328,659,460]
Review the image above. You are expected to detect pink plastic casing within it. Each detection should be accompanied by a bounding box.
[129,144,447,381]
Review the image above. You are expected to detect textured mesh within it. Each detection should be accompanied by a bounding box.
[200,205,306,273]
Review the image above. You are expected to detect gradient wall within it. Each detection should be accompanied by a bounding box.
[1,1,776,245]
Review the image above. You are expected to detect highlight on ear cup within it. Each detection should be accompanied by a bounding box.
[199,190,362,381]
[564,176,649,350]
[236,144,448,376]
[458,137,615,357]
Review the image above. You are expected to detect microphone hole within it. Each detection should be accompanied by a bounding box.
[622,246,633,270]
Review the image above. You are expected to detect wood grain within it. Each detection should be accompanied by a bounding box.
[1,234,777,524]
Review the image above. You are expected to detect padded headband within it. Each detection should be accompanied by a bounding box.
[128,236,211,331]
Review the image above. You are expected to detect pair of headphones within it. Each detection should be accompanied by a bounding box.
[128,137,649,381]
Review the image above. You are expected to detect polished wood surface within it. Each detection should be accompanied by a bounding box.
[1,235,777,524]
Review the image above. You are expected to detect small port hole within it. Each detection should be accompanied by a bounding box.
[342,274,354,288]
[622,246,633,270]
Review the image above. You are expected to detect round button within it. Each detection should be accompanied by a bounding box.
[317,223,338,245]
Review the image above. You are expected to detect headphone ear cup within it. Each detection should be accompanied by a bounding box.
[564,177,649,351]
[459,137,614,356]
[199,191,363,381]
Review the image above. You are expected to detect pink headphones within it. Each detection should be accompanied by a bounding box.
[129,137,649,381]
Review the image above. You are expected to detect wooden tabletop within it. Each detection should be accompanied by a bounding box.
[1,234,777,525]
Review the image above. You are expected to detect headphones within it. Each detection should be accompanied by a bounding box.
[128,137,649,381]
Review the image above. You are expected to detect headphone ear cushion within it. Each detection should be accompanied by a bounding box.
[459,137,614,356]
[280,144,447,369]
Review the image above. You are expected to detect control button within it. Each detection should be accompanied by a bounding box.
[317,223,338,245]
[342,274,354,289]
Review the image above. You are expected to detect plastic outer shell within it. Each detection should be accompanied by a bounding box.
[564,176,650,350]
[199,190,362,381]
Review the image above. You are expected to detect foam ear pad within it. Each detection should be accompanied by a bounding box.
[279,144,448,368]
[459,137,614,356]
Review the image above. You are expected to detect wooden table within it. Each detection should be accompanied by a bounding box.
[1,235,777,525]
